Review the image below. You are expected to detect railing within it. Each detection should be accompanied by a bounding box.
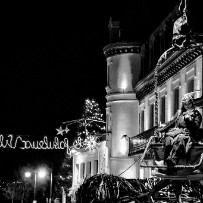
[129,126,157,156]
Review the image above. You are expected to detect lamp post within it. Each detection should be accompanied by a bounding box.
[25,168,47,203]
[49,169,53,203]
[34,172,37,202]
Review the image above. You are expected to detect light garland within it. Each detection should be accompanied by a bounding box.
[0,99,104,153]
[83,135,98,151]
[0,134,69,150]
[56,126,70,136]
[72,135,98,151]
[55,98,106,152]
[56,118,105,136]
[56,117,105,152]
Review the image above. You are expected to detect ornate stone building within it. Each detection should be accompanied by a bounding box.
[71,0,203,191]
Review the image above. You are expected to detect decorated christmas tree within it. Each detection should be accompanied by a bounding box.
[55,98,106,155]
[76,98,105,139]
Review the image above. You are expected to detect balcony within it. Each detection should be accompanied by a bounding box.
[128,96,203,157]
[129,126,157,156]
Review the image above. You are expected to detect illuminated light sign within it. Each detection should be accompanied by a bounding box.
[0,134,69,150]
[72,135,98,152]
[72,137,84,150]
[83,135,98,151]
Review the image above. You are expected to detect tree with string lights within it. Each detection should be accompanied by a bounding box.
[56,98,105,139]
[70,98,106,151]
[54,153,72,202]
[56,98,106,150]
[76,98,106,139]
[55,98,106,199]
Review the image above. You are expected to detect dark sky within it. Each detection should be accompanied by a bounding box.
[0,1,179,177]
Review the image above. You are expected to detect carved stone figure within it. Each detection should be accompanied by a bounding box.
[148,93,203,203]
[162,92,202,168]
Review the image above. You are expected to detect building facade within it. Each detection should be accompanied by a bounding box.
[71,0,203,191]
[71,140,109,186]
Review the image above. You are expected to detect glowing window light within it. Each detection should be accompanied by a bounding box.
[149,168,152,178]
[120,135,128,156]
[140,168,144,179]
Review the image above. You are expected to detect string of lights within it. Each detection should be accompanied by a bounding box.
[57,118,105,135]
[56,118,106,152]
[56,98,106,152]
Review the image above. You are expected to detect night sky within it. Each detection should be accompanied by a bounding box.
[0,1,179,177]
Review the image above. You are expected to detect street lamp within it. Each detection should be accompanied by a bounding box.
[24,168,47,203]
[34,172,37,203]
[25,171,31,178]
[49,170,53,203]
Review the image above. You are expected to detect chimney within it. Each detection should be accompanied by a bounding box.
[108,17,121,43]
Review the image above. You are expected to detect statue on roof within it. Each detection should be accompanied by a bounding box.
[172,0,195,49]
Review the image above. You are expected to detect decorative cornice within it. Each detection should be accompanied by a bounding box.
[106,92,137,104]
[135,45,203,100]
[103,42,141,58]
[158,47,202,85]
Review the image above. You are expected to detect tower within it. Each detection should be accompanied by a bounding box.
[103,41,142,178]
